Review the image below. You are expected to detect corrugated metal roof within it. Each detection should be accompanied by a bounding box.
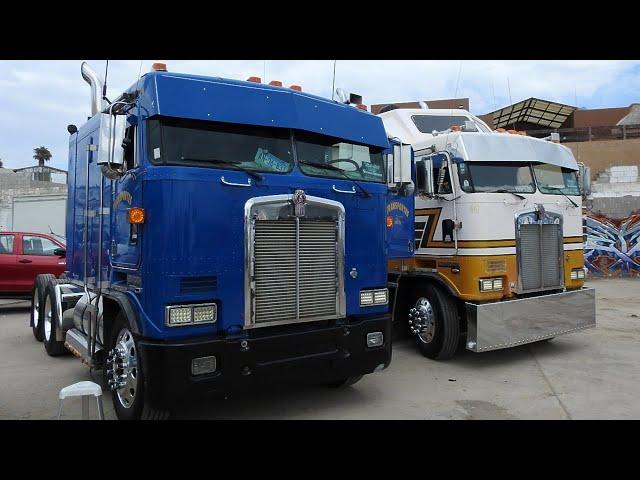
[616,104,640,125]
[488,97,576,129]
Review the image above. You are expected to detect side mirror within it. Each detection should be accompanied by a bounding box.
[416,157,434,196]
[578,163,591,197]
[387,143,413,187]
[97,113,126,173]
[53,247,66,257]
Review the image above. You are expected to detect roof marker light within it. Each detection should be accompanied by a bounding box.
[247,76,261,83]
[356,104,368,111]
[152,63,167,72]
[269,80,283,87]
[289,85,302,91]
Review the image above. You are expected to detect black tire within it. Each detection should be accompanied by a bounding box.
[43,283,68,356]
[412,284,460,360]
[31,274,55,342]
[324,375,364,389]
[104,312,170,420]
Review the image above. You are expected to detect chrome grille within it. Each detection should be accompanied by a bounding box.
[518,219,563,292]
[253,219,338,325]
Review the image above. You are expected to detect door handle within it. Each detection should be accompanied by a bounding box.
[220,176,252,187]
[19,259,32,263]
[332,185,356,194]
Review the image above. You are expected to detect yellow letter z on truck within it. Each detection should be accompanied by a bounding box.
[380,107,596,359]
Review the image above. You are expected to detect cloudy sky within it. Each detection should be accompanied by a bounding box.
[1,59,639,171]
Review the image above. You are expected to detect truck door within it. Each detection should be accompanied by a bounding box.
[386,143,415,259]
[111,123,141,269]
[0,233,19,292]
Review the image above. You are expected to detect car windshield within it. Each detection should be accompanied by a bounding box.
[457,161,536,193]
[533,163,580,196]
[147,117,293,173]
[295,131,386,183]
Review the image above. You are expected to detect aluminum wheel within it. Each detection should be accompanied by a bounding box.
[43,295,52,341]
[33,289,40,330]
[409,297,436,344]
[112,328,139,409]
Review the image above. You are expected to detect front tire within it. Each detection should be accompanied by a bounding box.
[104,313,170,420]
[408,284,460,360]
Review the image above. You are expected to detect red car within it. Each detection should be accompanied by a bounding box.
[0,231,66,297]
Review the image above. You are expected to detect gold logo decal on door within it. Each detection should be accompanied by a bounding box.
[114,191,132,209]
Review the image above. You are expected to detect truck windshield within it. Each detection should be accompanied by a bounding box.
[295,131,386,183]
[147,118,293,173]
[412,115,491,133]
[457,161,536,194]
[532,164,580,196]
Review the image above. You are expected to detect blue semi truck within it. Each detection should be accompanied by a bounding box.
[29,62,414,419]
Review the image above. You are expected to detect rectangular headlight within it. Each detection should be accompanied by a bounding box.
[571,268,586,280]
[479,277,503,292]
[360,288,388,307]
[168,306,192,325]
[360,290,374,306]
[166,303,217,327]
[193,305,217,323]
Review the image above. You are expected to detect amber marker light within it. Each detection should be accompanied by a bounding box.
[128,207,145,224]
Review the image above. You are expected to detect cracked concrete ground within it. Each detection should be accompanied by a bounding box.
[0,278,638,420]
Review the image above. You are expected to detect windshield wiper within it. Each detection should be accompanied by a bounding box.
[180,156,263,181]
[483,189,526,200]
[543,186,579,207]
[298,160,371,198]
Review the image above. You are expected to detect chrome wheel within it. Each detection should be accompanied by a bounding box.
[408,297,435,344]
[33,289,40,329]
[44,295,52,341]
[108,328,139,409]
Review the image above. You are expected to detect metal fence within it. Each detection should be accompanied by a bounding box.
[526,124,640,143]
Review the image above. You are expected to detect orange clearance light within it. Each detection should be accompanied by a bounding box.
[269,80,283,87]
[128,207,145,224]
[356,104,368,111]
[507,129,518,135]
[451,125,461,132]
[247,76,261,83]
[386,215,394,228]
[496,128,506,133]
[289,85,302,91]
[152,63,167,72]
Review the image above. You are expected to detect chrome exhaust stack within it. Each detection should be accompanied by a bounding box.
[81,62,105,116]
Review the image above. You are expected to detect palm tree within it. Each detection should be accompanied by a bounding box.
[33,146,52,167]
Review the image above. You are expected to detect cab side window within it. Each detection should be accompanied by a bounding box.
[22,235,59,256]
[0,234,14,254]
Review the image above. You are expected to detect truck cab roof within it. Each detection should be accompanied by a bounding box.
[105,70,390,149]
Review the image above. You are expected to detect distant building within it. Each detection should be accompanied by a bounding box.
[12,164,67,184]
[0,164,67,232]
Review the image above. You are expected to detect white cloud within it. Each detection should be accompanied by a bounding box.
[0,59,638,171]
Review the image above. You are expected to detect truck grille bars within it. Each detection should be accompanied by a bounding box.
[245,195,346,329]
[516,207,564,293]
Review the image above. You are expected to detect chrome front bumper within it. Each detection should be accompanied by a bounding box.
[465,287,596,352]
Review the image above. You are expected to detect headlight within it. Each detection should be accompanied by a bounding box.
[479,277,504,292]
[571,268,586,280]
[166,303,217,327]
[360,288,389,307]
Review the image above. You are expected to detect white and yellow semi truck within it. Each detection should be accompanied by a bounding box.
[380,106,596,359]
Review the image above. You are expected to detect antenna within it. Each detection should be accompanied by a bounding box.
[331,60,337,101]
[507,77,513,129]
[102,60,111,105]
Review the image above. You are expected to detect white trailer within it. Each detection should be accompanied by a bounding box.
[11,194,66,237]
